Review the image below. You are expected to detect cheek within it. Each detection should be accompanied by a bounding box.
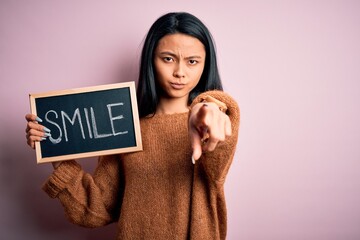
[155,62,171,81]
[193,65,205,82]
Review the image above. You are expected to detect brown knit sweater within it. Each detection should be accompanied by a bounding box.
[42,90,240,239]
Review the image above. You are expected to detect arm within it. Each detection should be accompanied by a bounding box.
[42,155,124,228]
[25,113,123,227]
[189,90,240,182]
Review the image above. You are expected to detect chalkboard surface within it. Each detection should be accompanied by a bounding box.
[29,82,142,163]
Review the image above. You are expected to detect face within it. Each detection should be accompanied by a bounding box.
[154,33,206,101]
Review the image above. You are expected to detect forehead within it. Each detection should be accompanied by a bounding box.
[156,33,205,55]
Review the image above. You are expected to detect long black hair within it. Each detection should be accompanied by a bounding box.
[136,12,223,118]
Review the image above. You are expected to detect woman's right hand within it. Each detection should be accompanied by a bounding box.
[25,113,51,149]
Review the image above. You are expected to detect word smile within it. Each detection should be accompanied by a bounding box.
[44,102,128,144]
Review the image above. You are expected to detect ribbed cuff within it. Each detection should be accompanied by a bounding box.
[191,90,239,117]
[42,160,82,198]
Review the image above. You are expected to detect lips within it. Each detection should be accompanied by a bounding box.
[170,82,185,90]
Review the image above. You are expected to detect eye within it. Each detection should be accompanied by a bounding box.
[188,59,198,65]
[163,57,174,62]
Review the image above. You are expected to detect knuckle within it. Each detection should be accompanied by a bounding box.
[218,135,226,142]
[28,121,35,128]
[28,129,36,135]
[208,137,220,146]
[29,129,43,137]
[29,135,36,141]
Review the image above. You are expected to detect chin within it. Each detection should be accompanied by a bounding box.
[166,91,188,99]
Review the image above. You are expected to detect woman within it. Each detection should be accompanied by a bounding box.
[25,12,240,239]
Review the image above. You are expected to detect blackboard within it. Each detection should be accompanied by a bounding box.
[29,82,142,164]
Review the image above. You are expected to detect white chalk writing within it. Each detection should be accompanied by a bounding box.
[44,102,128,144]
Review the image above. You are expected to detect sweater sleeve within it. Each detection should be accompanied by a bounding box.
[42,155,123,228]
[190,90,240,183]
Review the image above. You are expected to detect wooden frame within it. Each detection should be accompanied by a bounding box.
[29,82,142,164]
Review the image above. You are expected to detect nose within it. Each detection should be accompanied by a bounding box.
[173,63,185,78]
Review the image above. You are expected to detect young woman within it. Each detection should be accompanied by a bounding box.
[25,12,240,239]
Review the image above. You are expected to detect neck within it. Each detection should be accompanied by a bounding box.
[156,97,189,114]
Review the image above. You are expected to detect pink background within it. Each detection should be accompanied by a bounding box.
[1,1,360,239]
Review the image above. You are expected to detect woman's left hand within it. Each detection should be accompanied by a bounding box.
[188,102,232,163]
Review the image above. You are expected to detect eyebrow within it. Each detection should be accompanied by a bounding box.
[159,51,203,59]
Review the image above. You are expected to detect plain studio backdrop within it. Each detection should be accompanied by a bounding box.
[0,1,359,239]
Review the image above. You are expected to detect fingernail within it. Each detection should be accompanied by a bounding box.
[192,156,195,164]
[44,132,51,137]
[41,137,47,141]
[35,117,43,122]
[44,127,51,133]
